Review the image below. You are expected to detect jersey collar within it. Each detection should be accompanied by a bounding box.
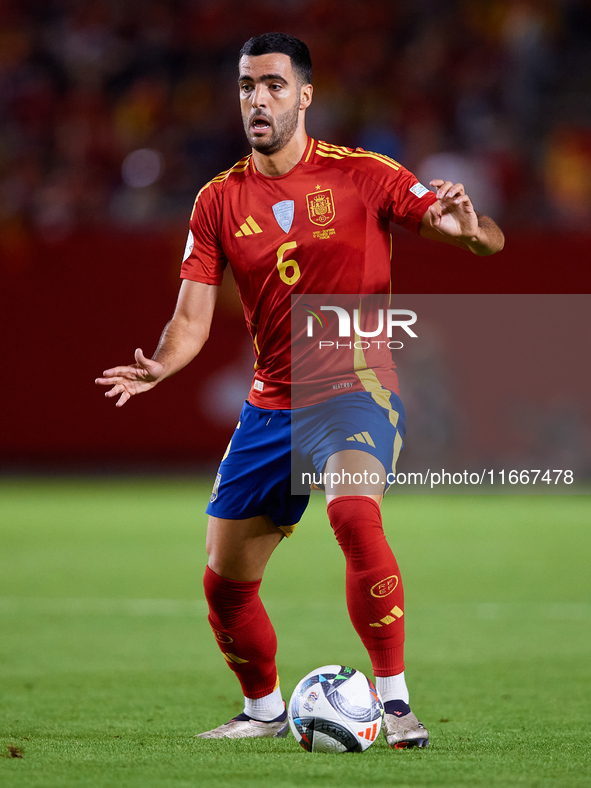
[249,137,316,180]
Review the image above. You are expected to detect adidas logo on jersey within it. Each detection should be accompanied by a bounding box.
[235,215,262,237]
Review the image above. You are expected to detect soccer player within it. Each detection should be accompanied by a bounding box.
[96,33,504,748]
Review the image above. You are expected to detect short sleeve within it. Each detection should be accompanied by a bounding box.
[385,166,437,233]
[350,152,438,235]
[180,184,227,285]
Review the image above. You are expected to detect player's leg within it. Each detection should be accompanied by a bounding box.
[324,449,429,748]
[196,401,307,740]
[325,449,404,681]
[198,513,291,739]
[206,512,284,581]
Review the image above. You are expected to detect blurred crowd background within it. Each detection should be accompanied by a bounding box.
[1,0,590,480]
[1,0,591,237]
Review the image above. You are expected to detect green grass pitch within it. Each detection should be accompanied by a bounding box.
[1,479,590,787]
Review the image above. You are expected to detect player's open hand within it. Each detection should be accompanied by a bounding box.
[95,348,164,407]
[427,180,479,241]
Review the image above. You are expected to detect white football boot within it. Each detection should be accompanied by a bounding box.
[195,708,289,740]
[382,700,429,748]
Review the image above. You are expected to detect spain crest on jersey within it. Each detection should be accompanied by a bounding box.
[306,188,335,226]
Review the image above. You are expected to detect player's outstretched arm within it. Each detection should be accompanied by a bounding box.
[95,280,218,407]
[419,179,504,256]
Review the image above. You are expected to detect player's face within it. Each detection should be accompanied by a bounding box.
[238,53,306,155]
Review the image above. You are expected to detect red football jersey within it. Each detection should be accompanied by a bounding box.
[181,137,437,408]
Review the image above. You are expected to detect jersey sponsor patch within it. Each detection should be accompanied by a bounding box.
[409,182,429,198]
[183,229,194,261]
[253,379,264,392]
[272,200,295,233]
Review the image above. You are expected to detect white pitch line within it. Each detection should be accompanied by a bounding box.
[0,598,588,619]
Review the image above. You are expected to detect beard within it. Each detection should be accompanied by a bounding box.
[243,97,301,155]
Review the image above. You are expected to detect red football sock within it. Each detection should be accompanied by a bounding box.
[327,496,405,676]
[203,565,279,699]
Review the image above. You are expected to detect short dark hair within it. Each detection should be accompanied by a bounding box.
[239,33,312,85]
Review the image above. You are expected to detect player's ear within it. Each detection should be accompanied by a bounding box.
[299,83,313,109]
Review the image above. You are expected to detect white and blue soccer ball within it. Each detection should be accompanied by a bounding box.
[288,665,384,753]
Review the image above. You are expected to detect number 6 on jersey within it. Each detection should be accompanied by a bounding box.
[277,241,301,285]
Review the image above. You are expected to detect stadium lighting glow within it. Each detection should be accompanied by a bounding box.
[121,148,164,188]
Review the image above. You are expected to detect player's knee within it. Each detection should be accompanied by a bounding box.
[203,564,267,634]
[327,496,385,552]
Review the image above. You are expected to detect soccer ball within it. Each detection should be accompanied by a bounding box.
[288,665,383,753]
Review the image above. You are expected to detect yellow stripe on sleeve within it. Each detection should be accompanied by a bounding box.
[190,157,251,217]
[316,143,400,171]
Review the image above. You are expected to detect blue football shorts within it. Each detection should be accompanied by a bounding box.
[205,389,406,533]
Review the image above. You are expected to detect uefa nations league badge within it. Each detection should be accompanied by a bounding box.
[272,200,294,233]
[210,473,221,503]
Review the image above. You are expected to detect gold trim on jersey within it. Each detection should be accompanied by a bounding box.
[317,140,401,164]
[221,438,232,461]
[354,367,403,478]
[251,325,260,370]
[190,157,251,219]
[317,141,354,155]
[316,141,401,171]
[354,368,400,430]
[353,329,365,374]
[351,299,402,474]
[316,149,401,171]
